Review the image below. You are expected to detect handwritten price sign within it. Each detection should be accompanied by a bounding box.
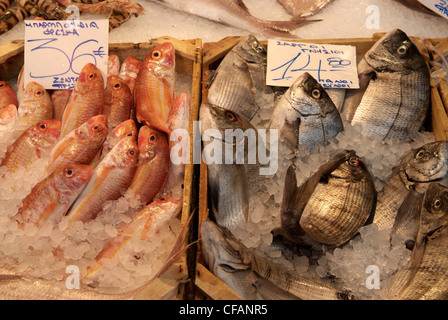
[267,40,359,89]
[418,0,448,19]
[24,20,109,90]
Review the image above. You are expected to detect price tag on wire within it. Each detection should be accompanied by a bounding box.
[267,40,359,89]
[24,19,109,90]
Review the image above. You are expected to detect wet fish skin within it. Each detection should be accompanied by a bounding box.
[280,151,376,247]
[373,141,448,231]
[60,63,105,138]
[276,0,335,18]
[15,163,93,227]
[119,55,141,94]
[269,72,344,152]
[47,114,108,175]
[17,81,53,127]
[99,118,138,162]
[149,0,315,38]
[206,34,274,122]
[200,102,269,232]
[0,80,18,108]
[159,92,190,197]
[389,182,448,300]
[201,219,354,300]
[103,75,132,131]
[135,42,175,134]
[65,135,139,225]
[51,89,72,121]
[128,125,170,205]
[85,196,181,278]
[1,119,61,173]
[348,29,430,142]
[0,104,18,129]
[108,54,120,76]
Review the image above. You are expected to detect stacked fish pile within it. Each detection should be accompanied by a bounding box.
[0,41,190,294]
[200,30,448,300]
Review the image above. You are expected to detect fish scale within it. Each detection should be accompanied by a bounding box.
[65,135,138,226]
[388,182,448,299]
[1,119,61,173]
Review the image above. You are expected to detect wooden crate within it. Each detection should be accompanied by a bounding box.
[196,34,448,300]
[0,36,203,300]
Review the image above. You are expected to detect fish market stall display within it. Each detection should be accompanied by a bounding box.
[0,36,202,299]
[196,31,448,300]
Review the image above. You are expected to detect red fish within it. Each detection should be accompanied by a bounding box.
[15,164,93,228]
[102,75,132,131]
[51,89,72,121]
[1,119,61,173]
[128,125,170,205]
[84,196,181,278]
[119,56,141,94]
[108,54,120,76]
[160,92,190,197]
[100,119,138,161]
[135,42,175,134]
[0,104,18,129]
[60,63,104,138]
[65,135,139,225]
[18,81,53,127]
[0,81,18,108]
[47,114,108,174]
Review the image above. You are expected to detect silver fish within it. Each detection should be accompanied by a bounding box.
[200,102,265,232]
[343,29,430,142]
[201,219,354,300]
[277,150,376,247]
[276,0,335,18]
[373,141,448,234]
[388,182,448,300]
[206,34,274,123]
[148,0,315,38]
[268,72,344,152]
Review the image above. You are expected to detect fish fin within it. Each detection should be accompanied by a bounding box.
[391,190,423,247]
[205,69,217,90]
[233,0,250,12]
[280,165,318,241]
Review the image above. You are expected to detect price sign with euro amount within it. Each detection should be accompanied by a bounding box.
[267,40,359,89]
[24,19,109,90]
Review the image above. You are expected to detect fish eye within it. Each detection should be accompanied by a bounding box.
[35,89,43,97]
[129,150,135,156]
[152,50,161,59]
[113,82,121,90]
[149,134,157,143]
[225,111,237,122]
[311,89,321,99]
[127,133,133,137]
[397,44,408,56]
[415,150,425,159]
[433,197,443,210]
[0,83,4,88]
[65,169,73,177]
[348,157,360,167]
[39,123,47,130]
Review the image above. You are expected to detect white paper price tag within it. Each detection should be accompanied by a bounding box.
[267,40,359,89]
[24,19,109,90]
[418,0,448,19]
